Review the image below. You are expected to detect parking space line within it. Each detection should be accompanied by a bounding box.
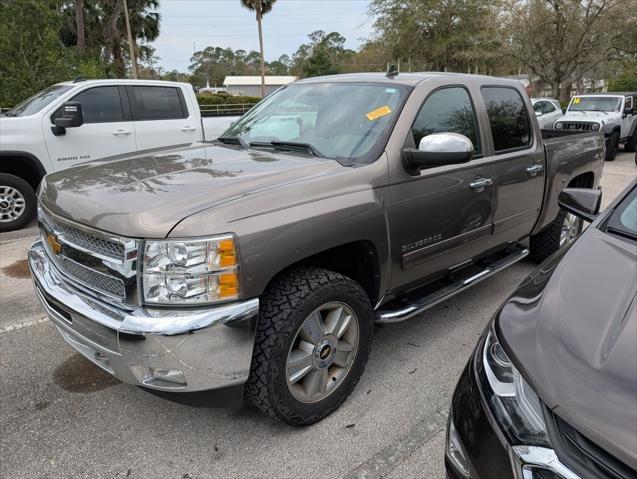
[343,406,448,479]
[0,317,49,334]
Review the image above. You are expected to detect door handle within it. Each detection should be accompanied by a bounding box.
[181,126,197,132]
[526,164,544,177]
[469,177,493,192]
[112,129,131,136]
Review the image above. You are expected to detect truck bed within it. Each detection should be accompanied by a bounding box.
[532,129,605,235]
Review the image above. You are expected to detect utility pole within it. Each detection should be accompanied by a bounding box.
[123,0,138,79]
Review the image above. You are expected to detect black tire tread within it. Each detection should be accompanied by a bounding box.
[246,266,372,426]
[529,209,577,263]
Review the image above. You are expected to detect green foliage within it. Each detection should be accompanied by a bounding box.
[0,0,159,107]
[196,93,261,105]
[188,47,290,89]
[608,68,637,91]
[292,31,354,78]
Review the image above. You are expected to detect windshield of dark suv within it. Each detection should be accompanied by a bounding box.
[568,96,622,112]
[605,185,637,241]
[5,84,73,117]
[219,82,411,165]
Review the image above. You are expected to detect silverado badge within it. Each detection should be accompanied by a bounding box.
[46,233,62,255]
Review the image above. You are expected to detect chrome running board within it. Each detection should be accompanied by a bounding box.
[376,244,528,323]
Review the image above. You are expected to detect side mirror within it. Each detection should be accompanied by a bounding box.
[535,110,543,117]
[558,188,602,222]
[51,101,84,136]
[402,133,474,174]
[624,106,633,116]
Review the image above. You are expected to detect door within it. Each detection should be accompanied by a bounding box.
[482,87,546,244]
[43,86,137,170]
[388,86,496,290]
[620,96,633,138]
[126,85,200,150]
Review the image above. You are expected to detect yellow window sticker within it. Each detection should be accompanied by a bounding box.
[573,97,581,104]
[366,105,392,121]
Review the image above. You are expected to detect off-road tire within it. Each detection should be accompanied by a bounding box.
[625,128,637,153]
[529,209,582,263]
[246,267,373,426]
[0,173,37,232]
[605,131,619,161]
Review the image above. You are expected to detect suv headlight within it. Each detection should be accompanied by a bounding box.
[142,235,240,305]
[591,123,600,131]
[555,122,563,129]
[479,326,550,447]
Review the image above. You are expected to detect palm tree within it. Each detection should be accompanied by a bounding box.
[75,0,85,55]
[240,0,277,97]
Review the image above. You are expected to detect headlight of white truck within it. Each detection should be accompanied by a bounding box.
[142,235,240,305]
[480,326,550,447]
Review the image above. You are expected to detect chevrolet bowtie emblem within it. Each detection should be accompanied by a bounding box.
[46,233,62,255]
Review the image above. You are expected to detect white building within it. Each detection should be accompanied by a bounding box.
[223,76,297,97]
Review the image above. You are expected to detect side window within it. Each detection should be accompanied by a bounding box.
[481,87,531,153]
[411,87,481,154]
[626,97,633,110]
[542,102,556,114]
[533,102,544,113]
[129,86,187,121]
[52,86,124,123]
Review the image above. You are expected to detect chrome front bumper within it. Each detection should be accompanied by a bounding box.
[29,240,259,397]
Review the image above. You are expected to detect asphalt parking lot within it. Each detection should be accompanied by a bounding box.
[0,152,635,479]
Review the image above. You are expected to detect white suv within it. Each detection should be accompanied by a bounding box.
[554,92,637,161]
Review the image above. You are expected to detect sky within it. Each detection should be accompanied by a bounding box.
[150,0,374,73]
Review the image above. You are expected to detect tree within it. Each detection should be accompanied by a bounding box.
[75,0,85,55]
[368,0,505,74]
[291,31,354,78]
[240,0,278,97]
[502,0,637,101]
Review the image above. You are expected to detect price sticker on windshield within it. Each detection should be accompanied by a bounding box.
[366,105,392,121]
[573,97,581,104]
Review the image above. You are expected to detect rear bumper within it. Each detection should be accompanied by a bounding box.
[29,240,259,403]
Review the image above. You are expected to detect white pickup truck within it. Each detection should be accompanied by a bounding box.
[0,79,240,231]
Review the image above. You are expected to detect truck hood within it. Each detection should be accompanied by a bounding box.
[561,110,621,123]
[39,143,345,237]
[497,228,637,469]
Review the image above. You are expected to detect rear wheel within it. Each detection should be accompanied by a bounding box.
[0,174,37,232]
[605,131,619,161]
[529,209,583,263]
[246,267,373,426]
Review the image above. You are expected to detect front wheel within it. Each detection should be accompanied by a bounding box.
[0,174,37,232]
[529,209,583,263]
[605,131,619,161]
[246,267,373,426]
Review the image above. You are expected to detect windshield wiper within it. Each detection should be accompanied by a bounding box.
[217,135,249,149]
[250,140,325,158]
[606,226,637,241]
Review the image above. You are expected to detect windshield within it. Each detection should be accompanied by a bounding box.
[568,96,622,112]
[605,185,637,241]
[5,84,73,117]
[220,82,411,164]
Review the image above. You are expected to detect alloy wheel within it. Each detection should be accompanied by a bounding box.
[286,302,359,403]
[0,186,26,223]
[560,213,580,247]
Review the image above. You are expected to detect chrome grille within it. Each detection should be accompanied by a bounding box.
[45,215,125,261]
[52,254,126,298]
[562,121,594,131]
[38,208,139,306]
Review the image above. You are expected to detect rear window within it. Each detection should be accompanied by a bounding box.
[481,87,531,153]
[129,86,187,121]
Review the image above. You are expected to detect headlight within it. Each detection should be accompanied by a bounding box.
[479,327,550,447]
[591,123,600,131]
[555,122,563,129]
[142,235,240,305]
